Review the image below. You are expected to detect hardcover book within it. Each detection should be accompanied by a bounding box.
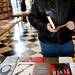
[12,62,52,75]
[50,63,72,75]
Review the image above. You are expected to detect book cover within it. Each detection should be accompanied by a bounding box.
[50,63,72,75]
[0,63,16,75]
[17,57,44,63]
[0,56,18,75]
[32,63,52,75]
[12,62,35,75]
[69,63,75,75]
[12,62,52,75]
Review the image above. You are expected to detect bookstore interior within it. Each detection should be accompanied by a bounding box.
[0,0,75,75]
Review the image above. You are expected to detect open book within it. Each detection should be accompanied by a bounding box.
[47,16,67,29]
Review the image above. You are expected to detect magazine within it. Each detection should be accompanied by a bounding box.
[12,62,51,75]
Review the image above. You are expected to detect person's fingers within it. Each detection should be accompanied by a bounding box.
[47,23,58,32]
[66,21,75,30]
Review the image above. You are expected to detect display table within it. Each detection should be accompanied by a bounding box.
[0,56,75,75]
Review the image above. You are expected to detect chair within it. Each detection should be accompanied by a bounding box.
[0,0,29,40]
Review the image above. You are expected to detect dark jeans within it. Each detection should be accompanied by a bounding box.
[40,41,74,57]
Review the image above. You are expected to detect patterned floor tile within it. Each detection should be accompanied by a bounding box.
[23,50,36,56]
[0,47,12,53]
[2,50,16,57]
[20,34,28,37]
[28,38,38,42]
[25,36,34,41]
[25,43,38,49]
[34,40,40,45]
[20,38,26,41]
[0,44,6,48]
[1,39,14,45]
[31,46,41,53]
[30,53,43,57]
[31,34,37,38]
[23,30,29,34]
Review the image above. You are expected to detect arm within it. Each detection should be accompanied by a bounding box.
[28,1,48,32]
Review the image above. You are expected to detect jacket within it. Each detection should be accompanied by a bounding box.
[28,0,75,44]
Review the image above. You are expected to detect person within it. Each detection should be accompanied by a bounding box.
[21,0,27,22]
[28,0,75,57]
[25,0,33,13]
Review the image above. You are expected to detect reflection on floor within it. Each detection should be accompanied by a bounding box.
[0,21,42,57]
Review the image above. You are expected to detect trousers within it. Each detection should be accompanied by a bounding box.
[40,41,74,57]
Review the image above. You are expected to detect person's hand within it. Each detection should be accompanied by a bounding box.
[66,21,75,30]
[47,23,59,32]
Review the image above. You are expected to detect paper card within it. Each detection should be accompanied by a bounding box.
[0,63,16,75]
[69,63,75,75]
[12,62,35,75]
[59,57,73,63]
[12,62,52,75]
[2,56,19,64]
[17,57,44,63]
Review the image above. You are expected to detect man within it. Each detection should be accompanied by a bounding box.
[21,0,27,22]
[28,0,75,57]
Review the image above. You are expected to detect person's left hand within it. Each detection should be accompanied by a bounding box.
[66,21,75,30]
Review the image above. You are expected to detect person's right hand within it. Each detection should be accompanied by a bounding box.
[66,21,75,30]
[47,23,59,32]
